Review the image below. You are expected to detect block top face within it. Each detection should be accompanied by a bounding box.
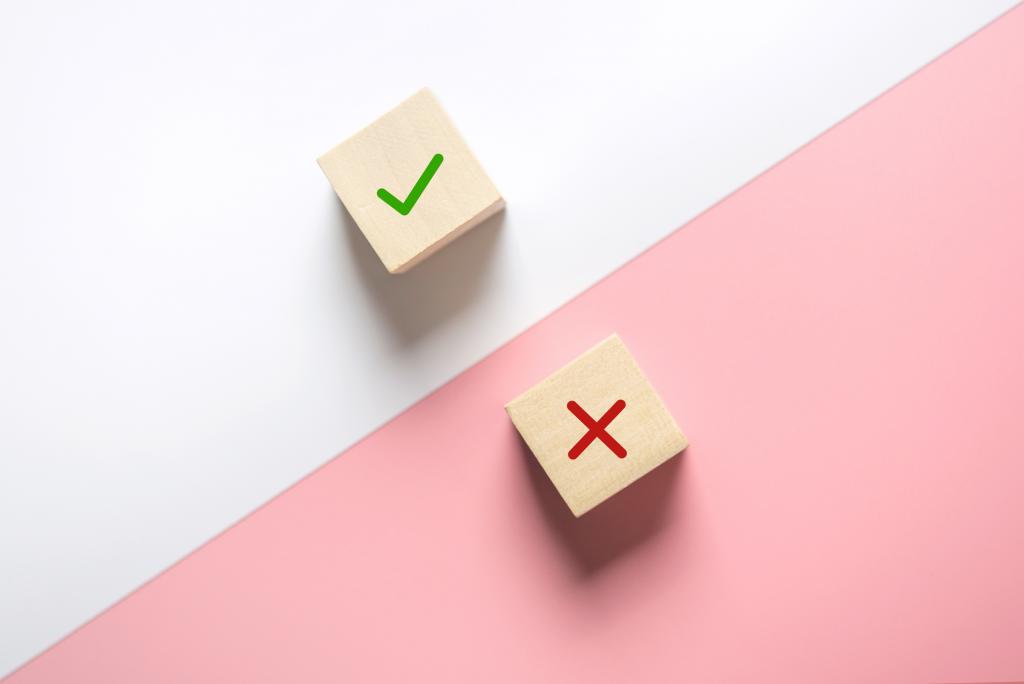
[317,88,503,273]
[505,334,687,517]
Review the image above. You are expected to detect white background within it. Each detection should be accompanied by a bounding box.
[0,0,1017,675]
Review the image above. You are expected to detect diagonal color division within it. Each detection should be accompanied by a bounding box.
[7,7,1024,683]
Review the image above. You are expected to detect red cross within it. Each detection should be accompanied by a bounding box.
[566,399,627,459]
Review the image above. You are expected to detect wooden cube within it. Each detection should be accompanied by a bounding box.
[317,88,504,274]
[505,334,687,517]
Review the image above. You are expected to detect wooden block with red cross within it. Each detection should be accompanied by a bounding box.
[505,334,688,517]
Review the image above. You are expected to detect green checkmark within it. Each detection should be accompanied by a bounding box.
[376,153,444,215]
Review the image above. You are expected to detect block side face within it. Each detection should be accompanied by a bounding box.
[391,195,505,273]
[505,335,687,517]
[317,89,502,273]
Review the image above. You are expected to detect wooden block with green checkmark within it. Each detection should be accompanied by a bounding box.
[318,88,504,274]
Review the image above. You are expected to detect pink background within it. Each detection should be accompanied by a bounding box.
[8,7,1024,683]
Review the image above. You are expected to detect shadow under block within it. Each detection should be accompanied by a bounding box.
[317,88,505,274]
[505,334,688,517]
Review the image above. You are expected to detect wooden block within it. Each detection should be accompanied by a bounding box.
[317,88,504,274]
[505,334,687,517]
